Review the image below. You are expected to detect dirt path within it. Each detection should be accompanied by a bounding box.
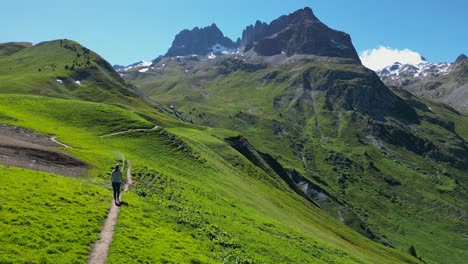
[87,161,133,264]
[50,136,73,149]
[100,125,159,138]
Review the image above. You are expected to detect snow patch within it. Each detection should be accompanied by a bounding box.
[208,52,216,59]
[139,61,152,67]
[56,79,63,84]
[212,43,237,55]
[119,60,153,72]
[377,61,453,84]
[138,68,149,73]
[74,80,81,85]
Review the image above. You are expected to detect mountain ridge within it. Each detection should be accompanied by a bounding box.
[165,23,238,57]
[120,8,468,263]
[2,6,468,264]
[377,54,468,112]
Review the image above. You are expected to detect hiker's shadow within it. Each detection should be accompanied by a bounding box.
[117,201,129,207]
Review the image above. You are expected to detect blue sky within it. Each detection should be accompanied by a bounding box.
[1,0,467,67]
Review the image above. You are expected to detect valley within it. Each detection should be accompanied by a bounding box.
[1,6,467,264]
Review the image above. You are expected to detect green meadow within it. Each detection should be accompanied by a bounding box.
[1,40,465,263]
[0,94,419,263]
[126,57,468,264]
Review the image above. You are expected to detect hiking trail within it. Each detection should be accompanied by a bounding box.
[50,136,73,149]
[87,161,133,264]
[100,125,159,138]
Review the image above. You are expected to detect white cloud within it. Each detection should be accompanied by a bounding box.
[359,46,426,71]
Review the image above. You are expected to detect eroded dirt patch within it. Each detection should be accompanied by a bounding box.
[0,125,88,176]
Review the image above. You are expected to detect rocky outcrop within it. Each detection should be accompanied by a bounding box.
[377,55,468,112]
[455,54,467,64]
[165,23,237,57]
[240,7,361,62]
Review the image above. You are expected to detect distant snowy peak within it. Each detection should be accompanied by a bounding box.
[376,60,454,87]
[114,60,153,73]
[378,61,452,78]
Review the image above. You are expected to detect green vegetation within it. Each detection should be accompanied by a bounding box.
[0,93,418,263]
[0,165,110,263]
[1,39,466,263]
[126,56,468,263]
[0,40,168,114]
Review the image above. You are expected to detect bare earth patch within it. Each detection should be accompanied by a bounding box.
[0,124,88,176]
[88,162,133,264]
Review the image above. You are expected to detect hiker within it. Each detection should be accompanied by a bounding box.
[111,164,123,205]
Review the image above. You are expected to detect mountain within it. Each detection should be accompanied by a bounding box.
[121,7,468,264]
[241,7,361,62]
[114,60,153,72]
[0,39,154,108]
[377,54,468,112]
[0,40,424,263]
[165,23,238,57]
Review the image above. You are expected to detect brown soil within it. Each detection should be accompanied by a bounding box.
[0,124,88,176]
[87,162,133,264]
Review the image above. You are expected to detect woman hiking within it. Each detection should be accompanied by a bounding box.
[111,164,123,205]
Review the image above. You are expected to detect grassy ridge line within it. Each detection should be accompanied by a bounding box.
[128,57,468,263]
[105,128,418,263]
[0,94,417,263]
[0,39,179,122]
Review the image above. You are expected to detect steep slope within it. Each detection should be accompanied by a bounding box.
[123,8,468,263]
[165,23,238,57]
[129,56,467,264]
[0,39,158,109]
[241,7,360,62]
[377,54,468,112]
[0,38,425,262]
[0,94,420,263]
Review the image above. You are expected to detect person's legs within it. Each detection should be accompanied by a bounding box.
[112,182,118,202]
[115,183,121,202]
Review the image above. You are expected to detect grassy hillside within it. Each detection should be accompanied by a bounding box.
[0,94,420,263]
[124,55,468,263]
[0,166,110,263]
[0,40,171,114]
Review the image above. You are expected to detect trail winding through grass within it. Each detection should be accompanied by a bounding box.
[87,161,133,264]
[50,136,73,148]
[100,125,159,138]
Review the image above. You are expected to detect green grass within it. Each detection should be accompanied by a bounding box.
[2,45,465,262]
[0,40,167,114]
[125,57,468,263]
[0,165,110,263]
[104,129,418,263]
[0,93,420,263]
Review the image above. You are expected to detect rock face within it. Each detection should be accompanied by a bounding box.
[165,23,237,57]
[455,54,467,64]
[240,7,361,62]
[377,61,453,87]
[376,55,468,112]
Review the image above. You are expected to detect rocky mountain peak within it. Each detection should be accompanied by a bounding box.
[455,54,467,64]
[240,7,360,62]
[165,23,237,57]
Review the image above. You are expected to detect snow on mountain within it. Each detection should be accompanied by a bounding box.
[115,60,153,72]
[208,52,217,59]
[376,60,453,86]
[212,43,238,54]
